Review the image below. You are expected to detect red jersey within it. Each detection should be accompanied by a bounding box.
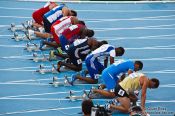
[32,2,56,25]
[51,16,73,44]
[62,24,85,43]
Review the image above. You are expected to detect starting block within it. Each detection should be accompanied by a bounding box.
[49,76,72,87]
[36,64,58,74]
[25,43,40,52]
[8,23,26,32]
[11,32,36,41]
[65,90,89,101]
[31,53,48,62]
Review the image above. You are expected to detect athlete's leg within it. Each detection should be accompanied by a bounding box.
[110,97,131,113]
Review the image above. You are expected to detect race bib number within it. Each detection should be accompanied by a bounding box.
[69,25,78,31]
[94,74,100,79]
[118,89,125,96]
[77,59,82,64]
[65,45,69,50]
[110,89,115,92]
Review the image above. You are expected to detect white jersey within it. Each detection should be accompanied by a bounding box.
[91,44,115,62]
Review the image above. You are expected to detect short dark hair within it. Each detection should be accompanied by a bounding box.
[131,106,142,112]
[135,61,143,70]
[87,29,94,37]
[82,99,94,115]
[151,78,160,88]
[101,40,108,44]
[130,106,142,116]
[116,47,125,56]
[70,10,77,16]
[97,40,108,48]
[78,20,85,26]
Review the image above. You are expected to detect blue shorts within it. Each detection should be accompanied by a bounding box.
[59,35,69,51]
[102,69,119,92]
[85,54,104,79]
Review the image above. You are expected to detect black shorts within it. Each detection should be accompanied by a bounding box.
[114,84,129,98]
[67,45,82,67]
[43,16,52,33]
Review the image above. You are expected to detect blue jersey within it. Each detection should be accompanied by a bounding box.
[105,59,134,79]
[44,5,65,23]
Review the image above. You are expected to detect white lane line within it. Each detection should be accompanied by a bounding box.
[0,45,26,48]
[125,44,175,50]
[94,27,175,31]
[86,19,175,23]
[0,16,31,19]
[0,83,50,86]
[126,45,175,50]
[17,0,175,3]
[1,45,175,49]
[0,69,35,72]
[0,97,107,101]
[126,48,175,50]
[0,99,174,115]
[0,14,175,20]
[0,82,98,86]
[0,98,174,115]
[1,6,175,12]
[6,78,52,83]
[0,34,13,37]
[85,14,175,21]
[145,100,175,103]
[98,34,175,40]
[1,34,175,41]
[1,54,39,59]
[0,7,36,11]
[0,66,40,70]
[91,24,175,31]
[0,106,81,116]
[0,90,83,98]
[0,66,51,71]
[143,71,175,74]
[0,25,11,28]
[0,84,174,98]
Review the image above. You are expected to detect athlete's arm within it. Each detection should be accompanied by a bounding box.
[62,7,70,16]
[127,69,133,75]
[140,76,148,112]
[79,27,87,39]
[104,57,108,68]
[49,3,57,10]
[110,56,114,64]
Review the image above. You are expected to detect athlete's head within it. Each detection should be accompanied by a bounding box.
[97,40,108,48]
[134,61,143,71]
[115,47,125,56]
[85,29,94,37]
[148,78,159,89]
[78,20,86,26]
[82,99,94,116]
[70,10,77,16]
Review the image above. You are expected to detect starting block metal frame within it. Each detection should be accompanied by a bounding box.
[8,23,26,32]
[49,76,72,87]
[36,64,58,74]
[11,32,36,41]
[65,90,89,101]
